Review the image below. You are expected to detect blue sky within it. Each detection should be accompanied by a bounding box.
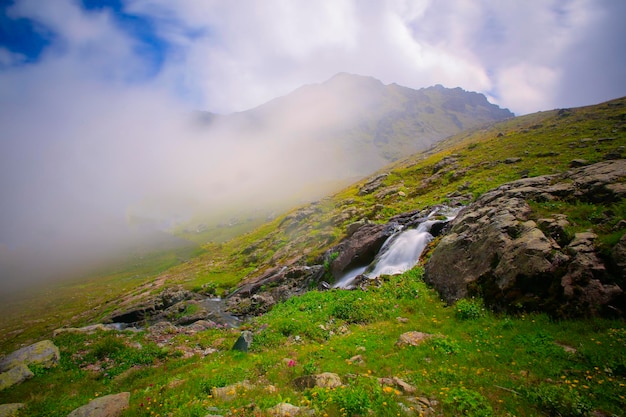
[1,0,625,290]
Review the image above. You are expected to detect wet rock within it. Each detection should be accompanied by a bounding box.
[0,403,25,417]
[396,331,434,347]
[293,372,342,390]
[232,331,253,353]
[328,223,395,277]
[66,392,130,417]
[0,364,33,391]
[0,340,59,373]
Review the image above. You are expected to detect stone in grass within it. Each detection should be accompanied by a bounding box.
[0,340,60,373]
[0,403,25,417]
[267,402,305,416]
[293,372,342,390]
[0,364,34,391]
[66,392,130,417]
[231,331,253,352]
[211,381,253,401]
[396,331,434,347]
[378,377,416,394]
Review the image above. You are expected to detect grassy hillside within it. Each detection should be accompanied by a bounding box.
[0,97,625,416]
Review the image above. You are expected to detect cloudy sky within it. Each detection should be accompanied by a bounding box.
[1,0,625,290]
[2,0,625,115]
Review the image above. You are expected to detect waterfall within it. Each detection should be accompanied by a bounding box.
[333,207,458,289]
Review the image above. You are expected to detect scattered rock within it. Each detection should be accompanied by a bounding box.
[232,331,253,352]
[358,173,389,196]
[66,392,130,417]
[0,403,25,417]
[396,331,434,347]
[348,355,364,364]
[554,342,577,354]
[0,340,60,373]
[504,157,522,164]
[211,381,252,401]
[396,317,409,323]
[569,159,589,168]
[267,402,303,416]
[378,377,416,394]
[53,324,120,337]
[293,372,342,390]
[0,364,33,391]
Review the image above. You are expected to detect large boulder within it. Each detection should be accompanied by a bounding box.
[425,160,626,317]
[0,340,60,373]
[66,392,130,417]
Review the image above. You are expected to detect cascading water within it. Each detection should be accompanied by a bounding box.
[333,207,458,289]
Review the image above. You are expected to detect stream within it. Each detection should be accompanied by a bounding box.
[333,207,458,289]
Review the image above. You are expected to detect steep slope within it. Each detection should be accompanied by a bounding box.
[0,97,625,417]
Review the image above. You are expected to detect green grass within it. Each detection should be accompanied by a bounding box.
[1,267,624,416]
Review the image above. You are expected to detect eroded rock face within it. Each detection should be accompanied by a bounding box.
[425,160,626,318]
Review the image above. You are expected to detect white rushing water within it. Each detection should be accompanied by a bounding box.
[333,207,458,289]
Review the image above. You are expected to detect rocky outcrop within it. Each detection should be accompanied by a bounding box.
[358,173,388,196]
[425,160,626,317]
[105,286,204,325]
[66,392,130,417]
[226,265,324,316]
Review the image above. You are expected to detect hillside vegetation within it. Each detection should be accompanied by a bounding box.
[0,97,625,416]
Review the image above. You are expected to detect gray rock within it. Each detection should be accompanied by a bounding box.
[358,173,389,196]
[211,381,252,401]
[0,364,34,391]
[569,159,589,168]
[293,372,342,390]
[53,324,118,337]
[66,392,130,417]
[267,402,303,416]
[504,157,522,164]
[425,160,626,317]
[396,332,434,347]
[0,340,59,373]
[232,331,253,352]
[0,403,25,417]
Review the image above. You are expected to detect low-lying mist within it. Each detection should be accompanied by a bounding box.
[0,74,387,294]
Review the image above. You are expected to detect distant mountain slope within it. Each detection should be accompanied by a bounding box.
[196,73,513,177]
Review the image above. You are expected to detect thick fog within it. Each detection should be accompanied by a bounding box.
[0,71,386,293]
